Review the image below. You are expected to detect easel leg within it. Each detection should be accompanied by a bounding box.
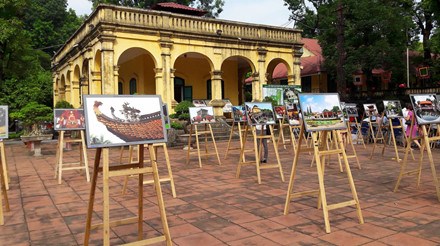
[394,142,412,192]
[236,126,248,178]
[224,122,235,159]
[138,145,144,240]
[57,131,65,184]
[312,133,331,233]
[81,131,90,182]
[102,148,110,245]
[209,124,222,165]
[195,126,202,168]
[253,127,262,184]
[270,125,284,182]
[422,128,440,201]
[335,131,364,225]
[283,127,304,214]
[148,147,172,245]
[84,148,102,246]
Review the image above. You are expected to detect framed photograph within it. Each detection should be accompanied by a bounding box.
[383,100,403,118]
[222,99,233,113]
[244,102,276,126]
[363,103,378,117]
[54,109,85,131]
[298,93,346,132]
[409,94,440,125]
[83,95,167,148]
[344,103,359,117]
[232,106,247,122]
[274,106,286,119]
[0,106,8,139]
[192,100,207,107]
[163,104,170,129]
[285,102,300,126]
[262,85,301,105]
[189,106,216,124]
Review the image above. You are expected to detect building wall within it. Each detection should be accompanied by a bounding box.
[52,5,303,115]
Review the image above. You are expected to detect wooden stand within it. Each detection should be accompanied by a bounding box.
[368,115,387,159]
[0,141,9,225]
[236,125,285,184]
[121,143,176,198]
[284,125,364,233]
[339,122,361,170]
[224,121,251,161]
[351,118,366,148]
[84,145,172,245]
[186,123,221,167]
[54,130,90,184]
[277,118,291,150]
[394,123,440,201]
[0,141,9,190]
[384,118,415,164]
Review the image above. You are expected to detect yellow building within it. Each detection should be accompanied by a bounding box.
[52,4,303,116]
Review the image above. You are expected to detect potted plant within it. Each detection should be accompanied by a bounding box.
[10,102,53,156]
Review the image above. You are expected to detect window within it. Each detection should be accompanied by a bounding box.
[118,82,123,95]
[129,78,137,95]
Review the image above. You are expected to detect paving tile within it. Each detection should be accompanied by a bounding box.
[1,140,440,245]
[378,232,438,246]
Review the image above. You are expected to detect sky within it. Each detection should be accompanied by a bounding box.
[67,0,294,28]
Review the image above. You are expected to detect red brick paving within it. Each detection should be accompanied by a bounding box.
[0,139,440,245]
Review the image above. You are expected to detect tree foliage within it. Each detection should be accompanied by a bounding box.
[284,0,416,94]
[0,0,83,119]
[89,0,224,17]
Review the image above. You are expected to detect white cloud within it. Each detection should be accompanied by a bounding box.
[67,0,93,16]
[66,0,293,28]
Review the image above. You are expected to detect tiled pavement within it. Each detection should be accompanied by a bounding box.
[1,138,440,245]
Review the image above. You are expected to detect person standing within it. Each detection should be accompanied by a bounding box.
[405,104,421,148]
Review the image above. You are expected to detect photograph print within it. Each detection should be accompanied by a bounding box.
[83,95,167,148]
[232,106,247,122]
[409,94,440,125]
[363,103,378,117]
[274,106,286,120]
[344,103,359,117]
[189,106,216,124]
[192,99,207,107]
[244,102,276,126]
[54,109,86,131]
[383,100,403,118]
[285,102,301,126]
[0,106,8,139]
[298,93,346,132]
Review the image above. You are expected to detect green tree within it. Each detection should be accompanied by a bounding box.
[89,0,224,17]
[284,0,414,97]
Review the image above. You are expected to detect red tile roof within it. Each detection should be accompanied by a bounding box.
[151,2,207,16]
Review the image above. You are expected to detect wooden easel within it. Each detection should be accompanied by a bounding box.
[224,121,252,161]
[54,130,90,184]
[284,124,364,233]
[368,114,387,159]
[84,145,172,245]
[338,121,361,170]
[0,141,9,190]
[350,118,366,148]
[384,117,415,164]
[120,143,176,198]
[186,123,221,167]
[236,124,285,184]
[277,118,291,150]
[394,123,440,201]
[0,141,9,225]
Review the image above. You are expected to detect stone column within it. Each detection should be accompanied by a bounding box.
[159,33,173,109]
[113,65,119,95]
[154,68,166,103]
[99,28,116,95]
[257,47,268,101]
[169,69,178,110]
[210,70,226,117]
[53,72,59,105]
[292,43,303,86]
[251,72,260,102]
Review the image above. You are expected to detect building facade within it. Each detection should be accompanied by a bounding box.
[52,4,303,116]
